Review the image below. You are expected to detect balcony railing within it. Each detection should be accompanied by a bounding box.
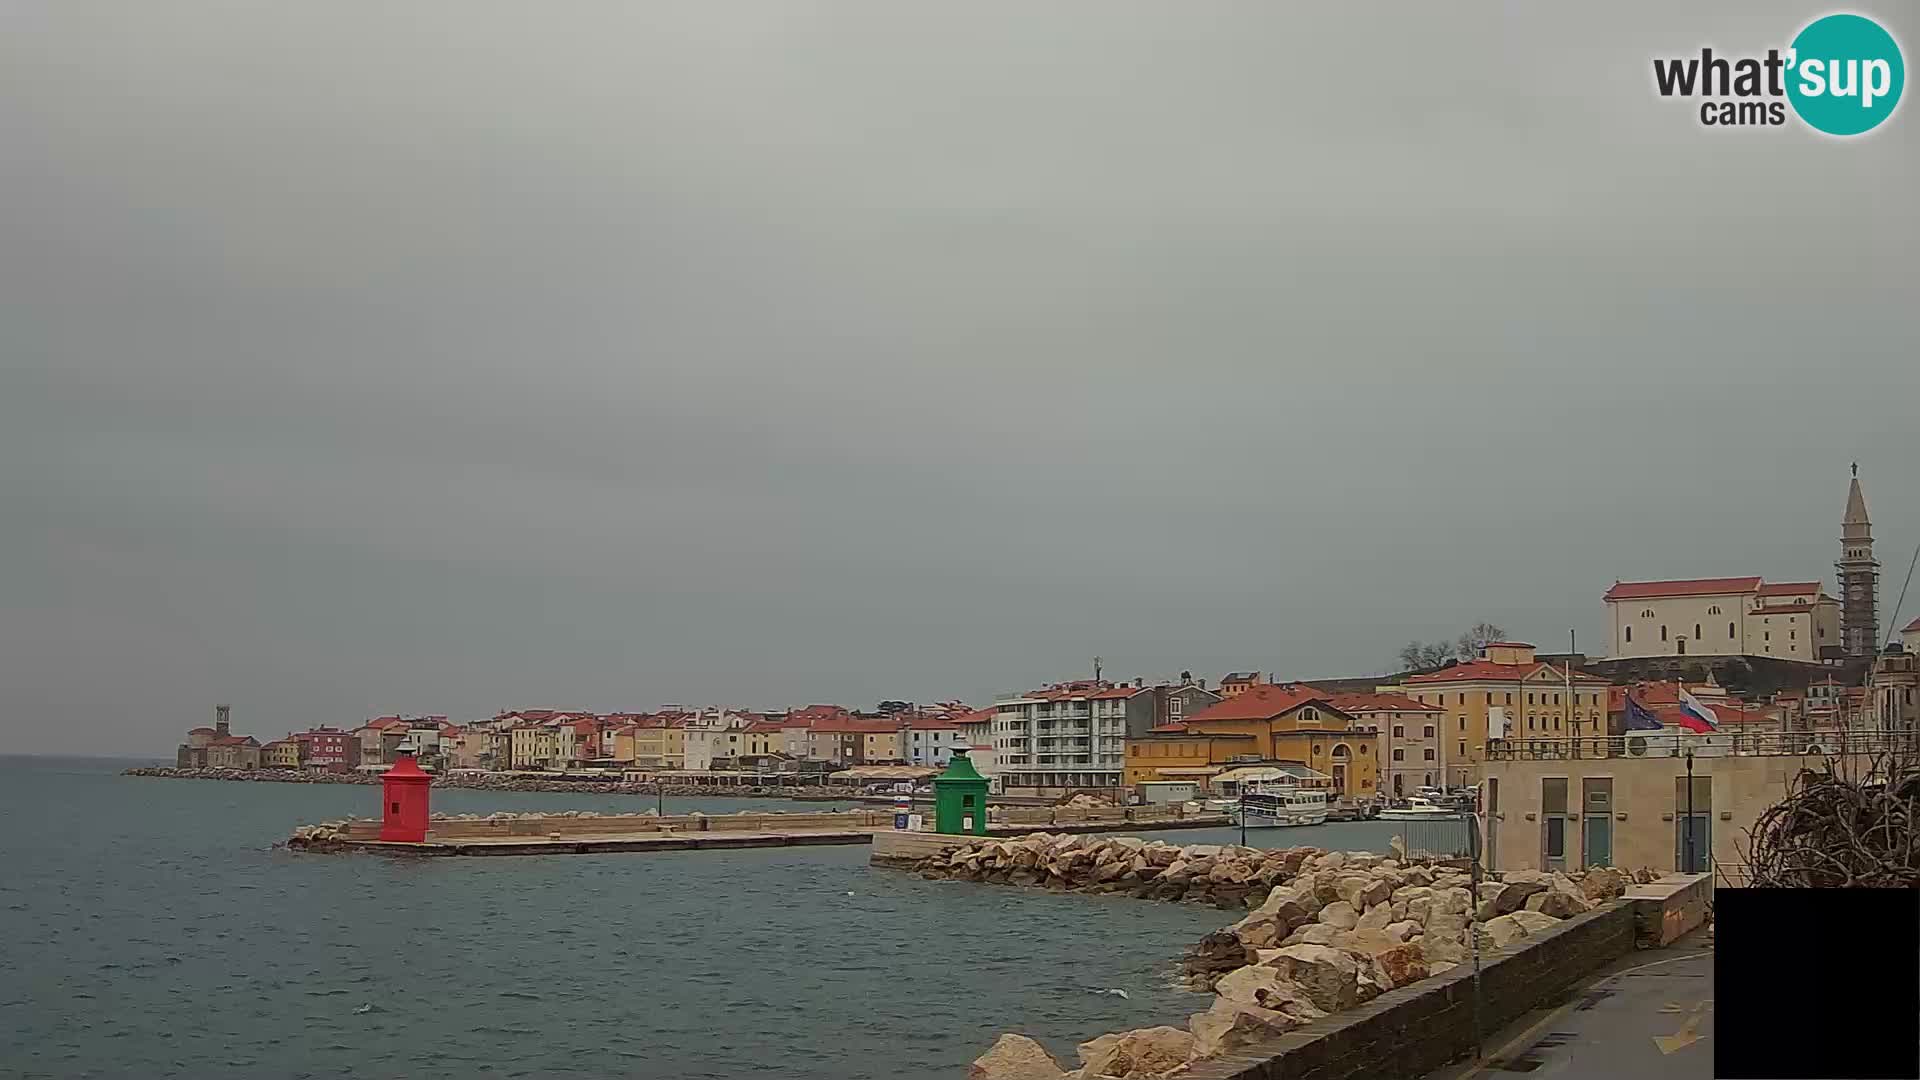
[1485,730,1920,761]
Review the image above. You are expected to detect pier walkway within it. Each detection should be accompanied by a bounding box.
[294,806,1230,857]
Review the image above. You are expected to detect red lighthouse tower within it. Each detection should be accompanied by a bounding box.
[379,751,432,842]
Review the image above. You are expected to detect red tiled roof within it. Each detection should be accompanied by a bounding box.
[1753,603,1813,614]
[188,727,216,735]
[902,717,961,730]
[1326,692,1440,714]
[743,720,784,734]
[1757,582,1821,596]
[1405,659,1608,685]
[952,707,996,725]
[211,735,257,746]
[1089,687,1144,700]
[809,716,902,734]
[1604,577,1761,601]
[1904,616,1920,634]
[1181,683,1329,723]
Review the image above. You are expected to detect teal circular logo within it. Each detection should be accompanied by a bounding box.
[1786,14,1905,135]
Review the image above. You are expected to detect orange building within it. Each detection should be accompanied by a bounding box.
[1125,684,1378,798]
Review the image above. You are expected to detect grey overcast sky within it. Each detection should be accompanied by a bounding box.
[3,3,1915,754]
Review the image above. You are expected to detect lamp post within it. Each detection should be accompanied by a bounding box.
[1238,790,1248,848]
[1682,746,1696,873]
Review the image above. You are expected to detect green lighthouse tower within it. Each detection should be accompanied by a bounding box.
[932,749,990,835]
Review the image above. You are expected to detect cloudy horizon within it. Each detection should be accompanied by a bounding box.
[3,2,1915,755]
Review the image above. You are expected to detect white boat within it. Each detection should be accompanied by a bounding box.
[1227,784,1329,827]
[1377,796,1466,821]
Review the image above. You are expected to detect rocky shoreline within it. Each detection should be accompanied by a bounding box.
[121,766,831,800]
[922,835,1653,1079]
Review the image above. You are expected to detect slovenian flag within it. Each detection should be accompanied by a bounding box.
[1677,689,1720,734]
[1623,695,1664,731]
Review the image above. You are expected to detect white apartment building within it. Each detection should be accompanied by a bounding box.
[991,682,1130,795]
[1604,577,1840,661]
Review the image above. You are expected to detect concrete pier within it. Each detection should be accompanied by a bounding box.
[290,806,1231,857]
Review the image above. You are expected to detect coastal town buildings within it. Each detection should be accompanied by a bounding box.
[291,728,354,771]
[175,705,265,769]
[990,677,1217,796]
[1325,692,1444,797]
[1219,672,1262,698]
[1126,683,1379,799]
[261,739,301,768]
[1603,576,1841,661]
[902,716,968,767]
[1478,727,1913,878]
[1385,642,1610,789]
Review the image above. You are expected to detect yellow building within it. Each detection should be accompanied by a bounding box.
[631,722,686,770]
[1126,684,1378,798]
[604,726,638,766]
[861,728,903,764]
[743,722,779,757]
[510,724,563,770]
[1388,642,1611,789]
[261,739,301,769]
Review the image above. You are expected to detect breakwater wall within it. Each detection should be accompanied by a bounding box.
[125,766,812,799]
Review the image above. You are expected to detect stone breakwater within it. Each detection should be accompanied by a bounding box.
[919,836,1655,1079]
[122,766,790,799]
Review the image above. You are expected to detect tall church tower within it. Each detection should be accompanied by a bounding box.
[1837,464,1880,657]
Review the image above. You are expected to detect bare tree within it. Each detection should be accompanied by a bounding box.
[1454,622,1508,661]
[1396,640,1454,673]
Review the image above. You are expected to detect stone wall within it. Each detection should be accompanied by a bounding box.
[1178,902,1639,1080]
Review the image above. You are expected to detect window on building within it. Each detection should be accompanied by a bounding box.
[1660,625,1669,641]
[1625,626,1632,642]
[1764,631,1770,641]
[1790,630,1796,640]
[1642,608,1654,618]
[1528,717,1535,730]
[1423,725,1436,738]
[1505,693,1513,705]
[1553,694,1561,705]
[1708,605,1721,615]
[1457,693,1465,705]
[1393,724,1405,738]
[1729,622,1737,638]
[1458,717,1465,731]
[1359,744,1369,755]
[1694,624,1702,639]
[1423,748,1436,760]
[1458,740,1467,757]
[1393,748,1405,761]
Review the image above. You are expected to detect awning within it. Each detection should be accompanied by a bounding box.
[1210,763,1332,787]
[1144,767,1221,777]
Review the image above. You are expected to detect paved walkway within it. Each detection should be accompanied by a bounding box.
[1427,930,1714,1080]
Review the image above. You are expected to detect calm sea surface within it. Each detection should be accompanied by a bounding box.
[0,756,1417,1080]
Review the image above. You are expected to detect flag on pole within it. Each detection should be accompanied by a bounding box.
[1623,694,1664,731]
[1677,688,1721,733]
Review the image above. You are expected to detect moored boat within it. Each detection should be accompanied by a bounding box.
[1226,783,1329,828]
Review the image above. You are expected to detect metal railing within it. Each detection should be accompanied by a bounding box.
[1485,729,1920,761]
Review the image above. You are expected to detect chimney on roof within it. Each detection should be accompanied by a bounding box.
[1134,678,1143,688]
[215,704,231,738]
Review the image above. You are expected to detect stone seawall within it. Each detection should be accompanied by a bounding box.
[952,838,1655,1079]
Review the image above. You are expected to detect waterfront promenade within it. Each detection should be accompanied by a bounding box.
[291,805,1231,856]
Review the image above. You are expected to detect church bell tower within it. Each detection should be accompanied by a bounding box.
[1837,464,1880,657]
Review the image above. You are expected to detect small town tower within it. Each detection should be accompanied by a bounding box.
[1838,464,1880,657]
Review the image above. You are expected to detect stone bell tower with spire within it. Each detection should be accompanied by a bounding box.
[1837,463,1880,657]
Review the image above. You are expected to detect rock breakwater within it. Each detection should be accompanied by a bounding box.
[946,837,1654,1079]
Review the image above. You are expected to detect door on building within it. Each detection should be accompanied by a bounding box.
[1676,638,1686,656]
[1674,775,1712,873]
[1542,777,1569,872]
[1582,779,1613,868]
